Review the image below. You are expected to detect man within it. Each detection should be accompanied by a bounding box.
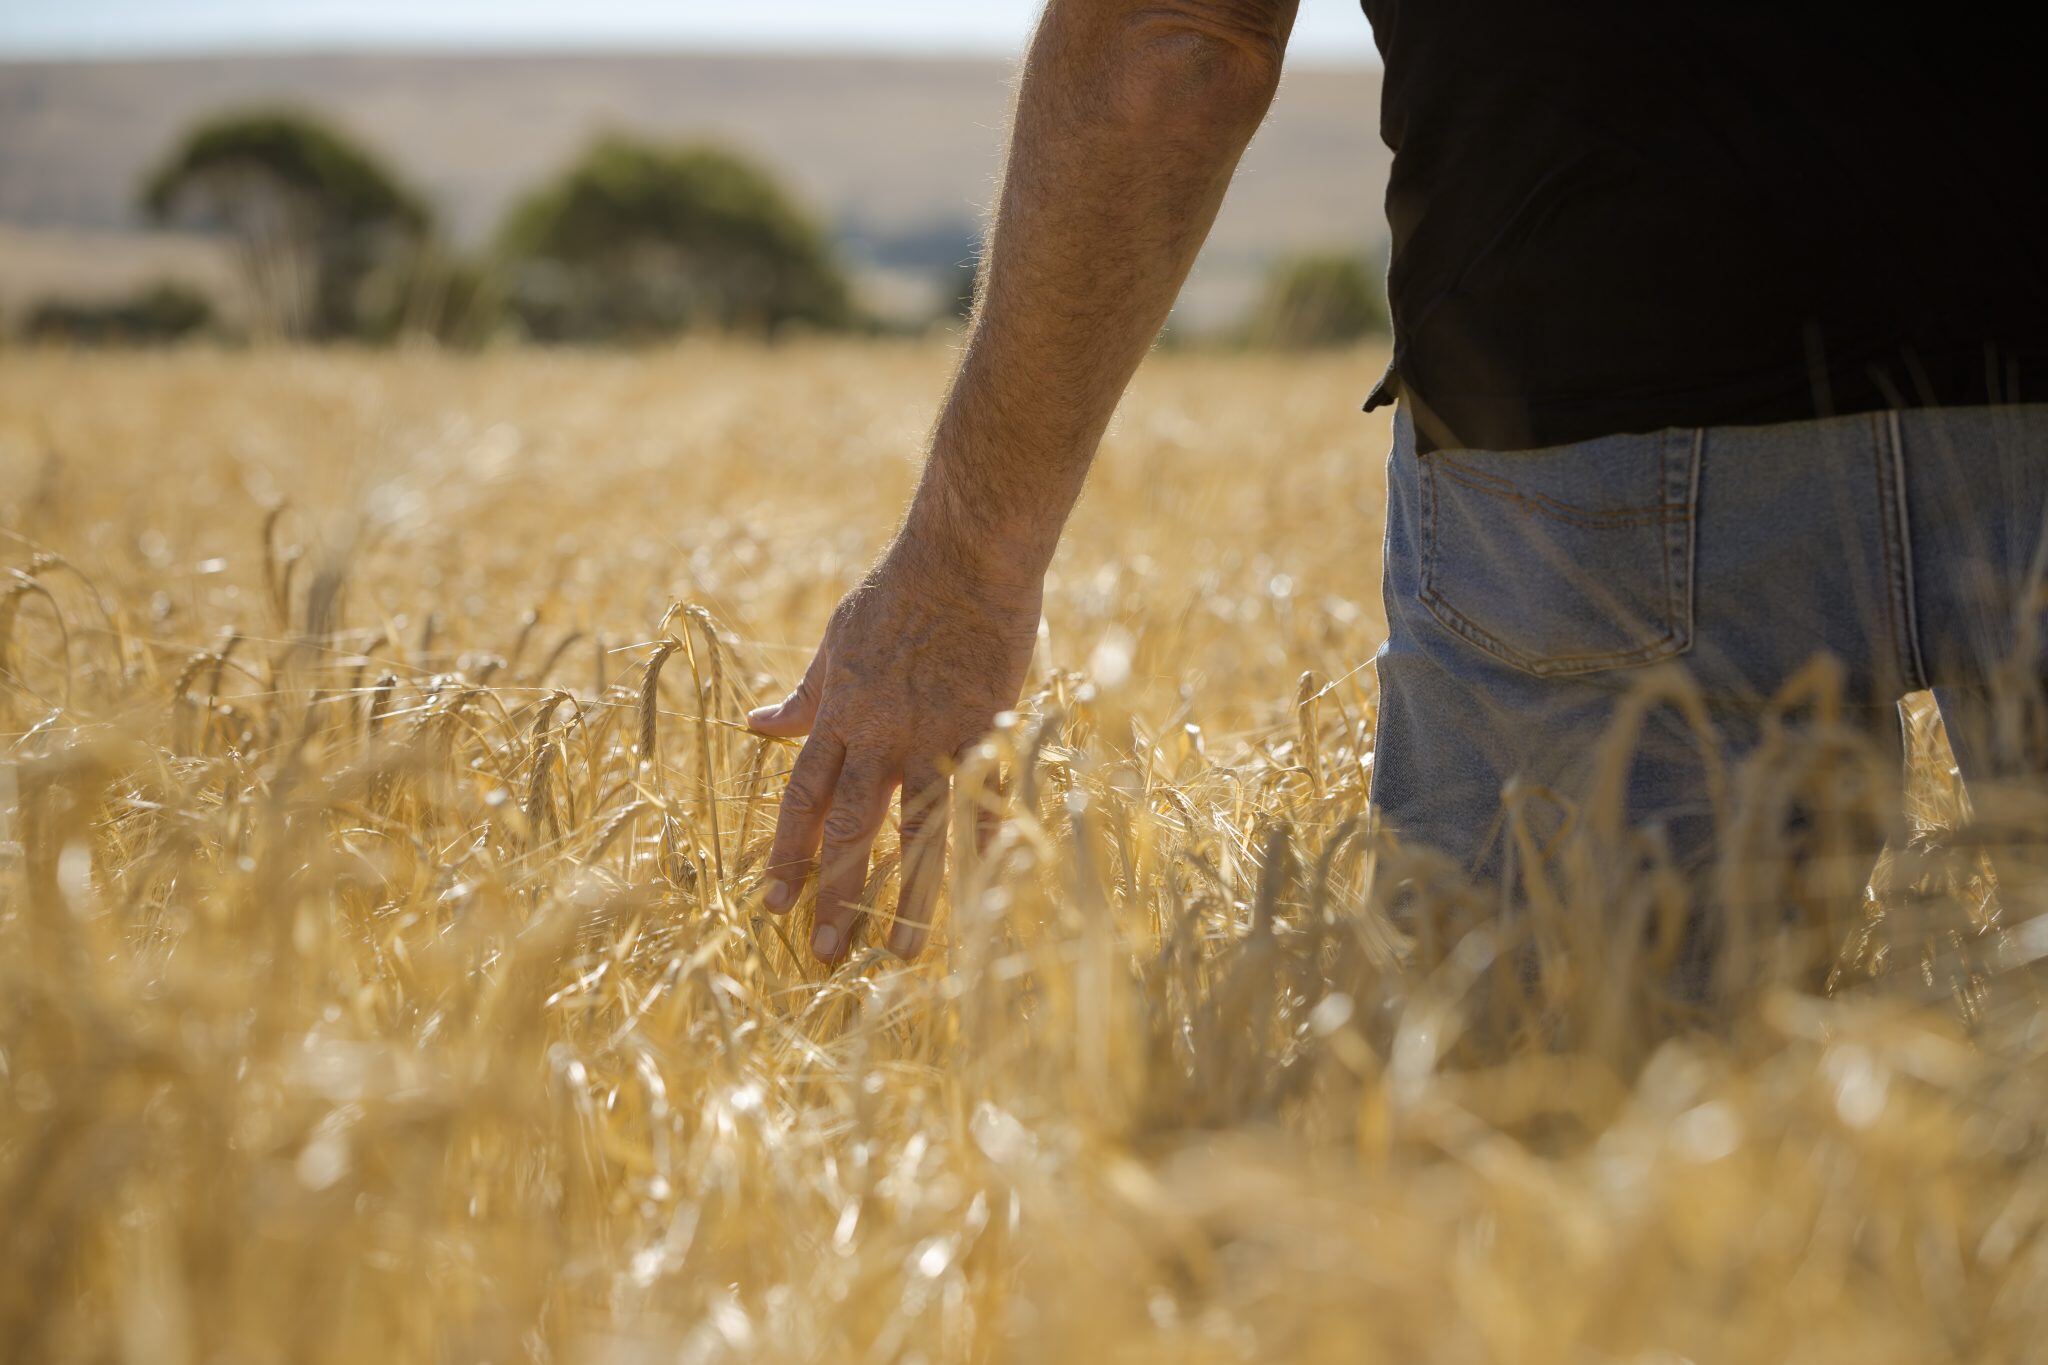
[748,0,2048,963]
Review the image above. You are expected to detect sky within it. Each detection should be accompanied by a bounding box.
[0,1,1379,63]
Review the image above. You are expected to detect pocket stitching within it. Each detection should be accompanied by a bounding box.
[1431,457,1691,529]
[1418,432,1698,678]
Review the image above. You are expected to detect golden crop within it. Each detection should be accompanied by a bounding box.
[3,342,2045,1363]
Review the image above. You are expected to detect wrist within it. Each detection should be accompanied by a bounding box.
[894,479,1051,603]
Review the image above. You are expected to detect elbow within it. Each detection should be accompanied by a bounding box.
[1105,7,1287,142]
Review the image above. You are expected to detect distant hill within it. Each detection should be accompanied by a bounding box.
[0,50,1388,328]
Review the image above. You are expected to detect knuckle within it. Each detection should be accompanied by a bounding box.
[821,808,874,846]
[780,781,826,819]
[901,797,946,833]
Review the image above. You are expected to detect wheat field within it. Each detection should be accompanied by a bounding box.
[4,342,2047,1363]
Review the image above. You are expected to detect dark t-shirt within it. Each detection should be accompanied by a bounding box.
[1358,2,2048,452]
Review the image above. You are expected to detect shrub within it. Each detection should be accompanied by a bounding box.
[24,282,218,346]
[1246,250,1388,348]
[497,138,853,342]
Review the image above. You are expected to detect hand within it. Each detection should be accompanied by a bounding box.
[747,530,1041,963]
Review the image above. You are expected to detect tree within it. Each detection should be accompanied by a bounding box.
[497,138,853,342]
[142,110,430,340]
[1246,250,1389,349]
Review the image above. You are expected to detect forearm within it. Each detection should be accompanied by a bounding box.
[903,0,1296,582]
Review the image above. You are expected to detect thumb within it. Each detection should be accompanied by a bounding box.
[746,645,826,737]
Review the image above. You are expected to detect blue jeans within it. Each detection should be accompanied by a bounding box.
[1371,403,2048,882]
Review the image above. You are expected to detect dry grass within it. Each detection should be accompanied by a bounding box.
[3,341,2047,1363]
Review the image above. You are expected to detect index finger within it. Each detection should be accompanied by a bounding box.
[761,729,844,913]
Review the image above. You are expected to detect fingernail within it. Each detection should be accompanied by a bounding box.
[764,878,791,911]
[746,705,776,727]
[812,922,839,959]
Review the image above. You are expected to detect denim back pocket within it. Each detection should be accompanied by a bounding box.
[1419,428,1701,678]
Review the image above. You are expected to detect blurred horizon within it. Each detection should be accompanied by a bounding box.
[0,4,1389,345]
[0,0,1381,65]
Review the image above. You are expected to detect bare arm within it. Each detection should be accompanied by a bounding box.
[910,0,1298,576]
[749,0,1299,962]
